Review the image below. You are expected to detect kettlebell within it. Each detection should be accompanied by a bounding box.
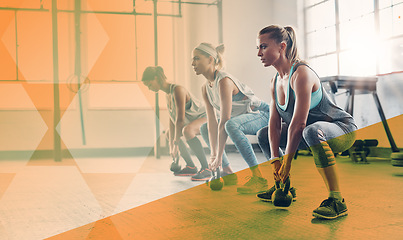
[272,177,292,207]
[209,168,224,191]
[170,156,181,173]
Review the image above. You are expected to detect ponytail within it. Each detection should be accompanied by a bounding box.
[215,43,225,70]
[259,25,300,63]
[283,26,299,63]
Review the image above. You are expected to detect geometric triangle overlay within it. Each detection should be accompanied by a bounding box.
[46,114,403,239]
[81,173,137,217]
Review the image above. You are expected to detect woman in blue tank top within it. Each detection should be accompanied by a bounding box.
[256,25,357,219]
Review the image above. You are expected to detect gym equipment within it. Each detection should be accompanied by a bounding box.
[321,76,401,166]
[209,168,224,191]
[272,177,292,207]
[348,139,378,163]
[391,152,403,167]
[170,156,181,173]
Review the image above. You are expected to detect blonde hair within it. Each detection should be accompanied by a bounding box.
[141,66,167,85]
[195,42,225,71]
[259,25,300,63]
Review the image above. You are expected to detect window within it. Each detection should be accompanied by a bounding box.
[0,0,181,110]
[304,0,403,76]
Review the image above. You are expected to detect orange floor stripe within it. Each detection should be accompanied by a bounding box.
[46,114,403,239]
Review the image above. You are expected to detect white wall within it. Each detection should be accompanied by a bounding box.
[172,0,300,103]
[221,0,299,104]
[1,0,402,154]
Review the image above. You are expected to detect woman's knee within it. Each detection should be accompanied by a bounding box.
[302,124,325,146]
[224,119,239,135]
[182,125,198,140]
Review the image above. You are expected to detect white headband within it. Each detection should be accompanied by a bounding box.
[195,43,218,60]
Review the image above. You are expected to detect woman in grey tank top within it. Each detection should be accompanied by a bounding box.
[192,42,271,193]
[256,25,357,219]
[142,66,211,181]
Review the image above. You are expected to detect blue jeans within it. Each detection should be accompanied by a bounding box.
[200,102,270,168]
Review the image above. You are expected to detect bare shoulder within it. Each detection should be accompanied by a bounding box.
[218,77,235,90]
[173,84,188,96]
[172,85,189,103]
[219,76,232,84]
[291,65,317,89]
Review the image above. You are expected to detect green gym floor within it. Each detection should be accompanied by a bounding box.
[1,151,402,239]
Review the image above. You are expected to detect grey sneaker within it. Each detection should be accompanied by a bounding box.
[221,172,238,186]
[312,198,348,219]
[257,185,297,202]
[237,176,268,194]
[191,168,212,181]
[174,166,197,176]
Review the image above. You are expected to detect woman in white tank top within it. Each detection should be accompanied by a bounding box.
[192,42,271,193]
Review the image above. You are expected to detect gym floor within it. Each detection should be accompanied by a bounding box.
[0,150,402,239]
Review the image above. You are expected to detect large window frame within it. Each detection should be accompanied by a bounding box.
[304,0,403,77]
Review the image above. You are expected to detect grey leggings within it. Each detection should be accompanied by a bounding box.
[257,120,357,168]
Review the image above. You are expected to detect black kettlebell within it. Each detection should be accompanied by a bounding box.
[272,177,292,207]
[209,168,224,191]
[170,156,181,173]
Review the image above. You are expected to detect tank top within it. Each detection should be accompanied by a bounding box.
[167,84,206,125]
[205,70,263,118]
[276,63,322,111]
[274,62,356,132]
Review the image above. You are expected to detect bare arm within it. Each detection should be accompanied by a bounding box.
[202,84,219,157]
[173,86,188,143]
[268,76,282,160]
[168,118,175,156]
[280,66,315,181]
[215,77,234,166]
[268,76,283,181]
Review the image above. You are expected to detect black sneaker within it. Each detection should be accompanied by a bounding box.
[256,185,276,202]
[221,172,238,186]
[257,185,297,202]
[174,166,197,176]
[312,197,348,219]
[191,168,212,181]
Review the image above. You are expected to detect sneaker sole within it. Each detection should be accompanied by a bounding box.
[257,196,272,202]
[191,177,211,181]
[312,210,348,220]
[174,173,197,176]
[238,186,269,194]
[257,198,297,202]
